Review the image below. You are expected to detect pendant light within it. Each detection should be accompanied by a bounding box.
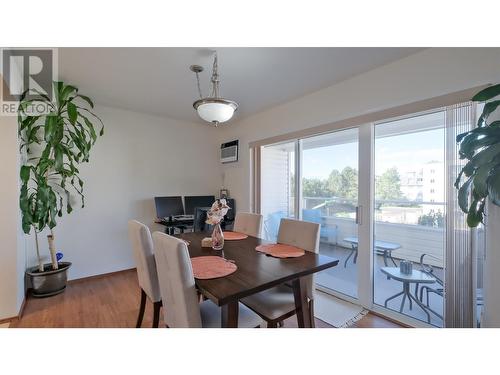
[190,52,238,127]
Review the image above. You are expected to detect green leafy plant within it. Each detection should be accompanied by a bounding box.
[455,84,500,227]
[18,81,103,272]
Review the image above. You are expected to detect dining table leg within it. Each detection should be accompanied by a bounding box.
[292,277,312,328]
[221,300,239,328]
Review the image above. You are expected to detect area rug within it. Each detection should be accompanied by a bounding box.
[315,290,368,328]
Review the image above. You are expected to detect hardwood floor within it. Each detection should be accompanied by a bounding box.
[11,269,402,328]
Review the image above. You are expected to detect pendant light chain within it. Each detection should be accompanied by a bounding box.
[211,52,220,99]
[195,71,203,99]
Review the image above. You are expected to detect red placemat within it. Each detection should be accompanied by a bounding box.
[255,243,305,258]
[191,256,237,280]
[223,231,249,240]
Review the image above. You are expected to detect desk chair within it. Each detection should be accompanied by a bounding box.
[193,207,211,232]
[152,232,263,328]
[128,220,162,327]
[241,218,320,328]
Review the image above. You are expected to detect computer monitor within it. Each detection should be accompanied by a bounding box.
[184,195,216,215]
[154,196,184,219]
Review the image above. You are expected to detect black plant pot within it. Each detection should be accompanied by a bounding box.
[26,262,72,298]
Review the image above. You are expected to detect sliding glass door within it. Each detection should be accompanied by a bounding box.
[373,111,445,327]
[301,129,359,298]
[258,108,454,326]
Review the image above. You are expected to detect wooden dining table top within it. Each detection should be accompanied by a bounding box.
[176,231,339,306]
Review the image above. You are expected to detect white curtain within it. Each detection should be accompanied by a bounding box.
[444,102,477,327]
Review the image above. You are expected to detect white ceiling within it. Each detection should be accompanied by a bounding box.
[59,48,423,124]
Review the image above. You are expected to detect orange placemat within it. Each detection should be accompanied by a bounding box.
[223,231,249,240]
[255,243,305,258]
[191,256,237,280]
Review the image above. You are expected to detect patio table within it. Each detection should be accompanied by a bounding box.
[381,267,436,323]
[343,236,401,268]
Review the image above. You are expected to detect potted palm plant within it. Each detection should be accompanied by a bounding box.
[455,84,500,227]
[18,81,103,297]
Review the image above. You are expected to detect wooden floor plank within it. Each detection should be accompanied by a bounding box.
[11,269,402,328]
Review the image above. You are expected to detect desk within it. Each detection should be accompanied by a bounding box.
[343,236,401,268]
[381,267,435,323]
[158,218,194,235]
[177,231,339,328]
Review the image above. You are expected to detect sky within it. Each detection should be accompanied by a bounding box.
[302,128,445,179]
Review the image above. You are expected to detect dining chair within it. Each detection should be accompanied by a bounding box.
[152,231,264,328]
[128,220,162,328]
[241,218,320,328]
[233,212,263,238]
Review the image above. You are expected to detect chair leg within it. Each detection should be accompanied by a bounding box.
[136,289,147,328]
[153,301,162,328]
[309,300,315,328]
[278,321,284,328]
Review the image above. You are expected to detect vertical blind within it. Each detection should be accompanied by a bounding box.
[445,102,477,327]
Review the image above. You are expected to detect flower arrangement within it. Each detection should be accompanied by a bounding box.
[205,199,231,225]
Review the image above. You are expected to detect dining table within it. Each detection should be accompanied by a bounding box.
[176,231,339,328]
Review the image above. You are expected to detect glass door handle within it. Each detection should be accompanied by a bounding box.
[355,206,362,225]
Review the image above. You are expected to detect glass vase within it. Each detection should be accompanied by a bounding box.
[211,223,224,250]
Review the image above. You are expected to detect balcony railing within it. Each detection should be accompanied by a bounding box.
[302,196,446,267]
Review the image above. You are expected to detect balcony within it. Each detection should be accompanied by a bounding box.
[264,197,449,326]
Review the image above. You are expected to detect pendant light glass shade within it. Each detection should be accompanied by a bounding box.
[193,98,238,124]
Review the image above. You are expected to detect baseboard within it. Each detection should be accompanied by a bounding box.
[68,267,136,284]
[0,295,27,324]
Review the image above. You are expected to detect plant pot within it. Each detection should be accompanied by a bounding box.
[26,262,72,298]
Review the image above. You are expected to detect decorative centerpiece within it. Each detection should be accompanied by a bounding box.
[205,199,230,250]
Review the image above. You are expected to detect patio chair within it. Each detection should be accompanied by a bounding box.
[264,211,286,240]
[416,253,443,320]
[302,209,338,244]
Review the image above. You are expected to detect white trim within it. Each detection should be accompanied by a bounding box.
[358,123,374,309]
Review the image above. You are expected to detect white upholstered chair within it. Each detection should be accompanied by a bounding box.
[128,220,162,328]
[152,231,263,328]
[241,218,320,328]
[233,212,263,238]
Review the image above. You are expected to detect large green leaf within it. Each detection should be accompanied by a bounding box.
[67,102,78,125]
[458,177,473,213]
[487,167,500,206]
[473,162,497,197]
[20,166,31,184]
[467,199,484,227]
[77,94,94,108]
[472,84,500,102]
[477,100,500,127]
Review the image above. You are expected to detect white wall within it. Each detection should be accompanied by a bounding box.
[25,105,221,280]
[0,115,25,319]
[1,103,220,319]
[218,48,500,213]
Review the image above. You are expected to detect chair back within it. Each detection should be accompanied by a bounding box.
[233,212,263,238]
[128,220,161,302]
[152,231,202,328]
[277,218,320,299]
